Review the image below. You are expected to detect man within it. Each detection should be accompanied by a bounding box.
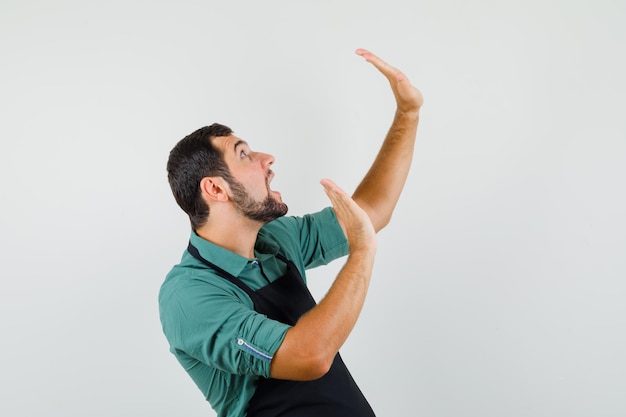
[159,48,423,417]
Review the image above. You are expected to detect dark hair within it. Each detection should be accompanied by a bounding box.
[167,123,234,230]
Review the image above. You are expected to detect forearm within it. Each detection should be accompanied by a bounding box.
[353,110,420,231]
[270,248,375,381]
[351,49,423,232]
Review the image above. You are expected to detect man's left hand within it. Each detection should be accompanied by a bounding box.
[356,48,423,118]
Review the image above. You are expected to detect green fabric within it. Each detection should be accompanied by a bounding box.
[159,207,348,417]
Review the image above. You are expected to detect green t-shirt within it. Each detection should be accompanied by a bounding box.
[159,207,348,417]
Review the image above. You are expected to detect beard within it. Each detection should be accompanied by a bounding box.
[227,177,288,223]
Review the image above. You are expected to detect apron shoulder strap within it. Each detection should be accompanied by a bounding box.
[187,242,256,298]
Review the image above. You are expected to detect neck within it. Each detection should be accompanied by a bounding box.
[196,215,262,259]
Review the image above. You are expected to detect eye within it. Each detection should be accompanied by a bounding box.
[239,149,249,158]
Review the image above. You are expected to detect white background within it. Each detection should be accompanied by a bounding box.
[1,1,625,416]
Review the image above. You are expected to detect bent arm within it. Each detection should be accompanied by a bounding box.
[270,179,376,381]
[351,49,424,232]
[270,249,374,380]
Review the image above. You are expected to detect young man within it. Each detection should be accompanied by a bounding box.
[159,49,423,417]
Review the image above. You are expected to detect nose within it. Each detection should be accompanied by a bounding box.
[258,152,275,169]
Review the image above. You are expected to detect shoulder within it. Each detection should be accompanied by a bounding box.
[159,262,254,321]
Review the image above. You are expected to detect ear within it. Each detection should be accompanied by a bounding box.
[200,177,230,202]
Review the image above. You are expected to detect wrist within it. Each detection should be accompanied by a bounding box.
[348,244,377,259]
[395,108,420,120]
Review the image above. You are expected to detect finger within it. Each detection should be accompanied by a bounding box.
[355,48,406,82]
[320,179,353,214]
[321,179,354,238]
[320,179,340,203]
[320,178,347,197]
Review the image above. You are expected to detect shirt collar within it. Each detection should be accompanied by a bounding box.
[188,229,280,277]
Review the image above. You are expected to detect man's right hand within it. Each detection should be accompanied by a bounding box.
[269,180,377,381]
[321,178,377,255]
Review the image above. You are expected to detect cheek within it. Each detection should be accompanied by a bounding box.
[243,177,269,199]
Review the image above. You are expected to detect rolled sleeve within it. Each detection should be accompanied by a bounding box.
[161,276,290,378]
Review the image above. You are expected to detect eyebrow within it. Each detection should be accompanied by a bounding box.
[233,140,248,154]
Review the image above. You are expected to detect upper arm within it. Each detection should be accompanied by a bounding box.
[352,194,390,233]
[160,279,290,377]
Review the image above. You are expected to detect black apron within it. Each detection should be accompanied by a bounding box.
[188,243,376,417]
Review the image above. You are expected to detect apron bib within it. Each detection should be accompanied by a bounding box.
[188,243,376,417]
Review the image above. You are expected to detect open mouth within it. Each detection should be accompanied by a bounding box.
[266,170,282,198]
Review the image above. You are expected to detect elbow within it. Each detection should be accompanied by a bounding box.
[374,213,392,233]
[300,335,339,379]
[271,338,335,381]
[299,353,333,381]
[291,345,336,381]
[309,353,334,379]
[365,204,393,233]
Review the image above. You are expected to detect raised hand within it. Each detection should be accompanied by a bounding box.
[270,178,377,381]
[321,178,377,254]
[356,48,423,117]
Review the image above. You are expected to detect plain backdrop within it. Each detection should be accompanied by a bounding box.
[1,1,625,416]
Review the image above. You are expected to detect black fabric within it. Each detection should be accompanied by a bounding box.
[188,242,376,417]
